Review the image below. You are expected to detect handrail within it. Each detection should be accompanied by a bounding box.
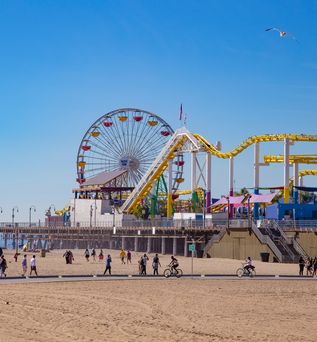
[251,222,283,262]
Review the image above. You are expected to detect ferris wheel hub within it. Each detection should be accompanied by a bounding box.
[119,157,140,171]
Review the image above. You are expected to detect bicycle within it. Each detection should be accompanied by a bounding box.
[163,265,183,278]
[236,263,256,278]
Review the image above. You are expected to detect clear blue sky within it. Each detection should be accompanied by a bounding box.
[1,0,317,221]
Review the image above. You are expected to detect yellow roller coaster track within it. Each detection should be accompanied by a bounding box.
[264,155,317,164]
[299,170,317,178]
[194,134,317,159]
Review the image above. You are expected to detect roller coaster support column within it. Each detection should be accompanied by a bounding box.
[253,142,260,221]
[293,162,299,204]
[191,152,197,191]
[167,159,173,219]
[206,153,212,213]
[284,138,290,204]
[229,157,234,218]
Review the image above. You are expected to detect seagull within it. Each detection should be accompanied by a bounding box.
[265,27,299,43]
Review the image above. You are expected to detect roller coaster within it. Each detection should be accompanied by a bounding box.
[121,128,317,217]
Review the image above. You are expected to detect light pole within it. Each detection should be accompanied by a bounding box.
[12,206,19,254]
[89,204,97,228]
[29,205,36,227]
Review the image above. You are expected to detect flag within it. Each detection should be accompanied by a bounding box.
[179,104,182,120]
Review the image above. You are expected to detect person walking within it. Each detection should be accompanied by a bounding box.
[141,254,149,275]
[84,249,90,262]
[127,250,132,264]
[152,253,161,275]
[104,254,112,275]
[63,250,70,264]
[0,255,8,278]
[98,249,104,262]
[299,256,305,276]
[68,250,74,264]
[30,255,38,277]
[119,249,126,264]
[91,248,96,262]
[21,254,27,277]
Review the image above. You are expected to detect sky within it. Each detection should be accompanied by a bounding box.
[1,0,317,221]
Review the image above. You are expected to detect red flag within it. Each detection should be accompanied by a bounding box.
[179,104,183,120]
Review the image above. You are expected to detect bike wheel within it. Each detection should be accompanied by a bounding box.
[175,268,183,278]
[163,268,171,278]
[249,269,256,278]
[236,268,244,278]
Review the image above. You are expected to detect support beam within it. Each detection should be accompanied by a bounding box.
[167,159,173,219]
[229,157,234,218]
[172,237,177,255]
[161,237,166,255]
[121,236,126,250]
[184,238,188,257]
[134,236,138,252]
[293,163,299,204]
[147,237,151,254]
[206,153,211,212]
[284,138,290,203]
[191,152,197,192]
[254,142,260,220]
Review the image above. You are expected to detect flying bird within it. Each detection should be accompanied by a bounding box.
[265,27,299,43]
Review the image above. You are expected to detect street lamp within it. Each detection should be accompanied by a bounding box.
[29,205,36,227]
[12,206,19,254]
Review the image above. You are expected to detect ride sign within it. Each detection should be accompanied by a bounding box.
[188,244,196,252]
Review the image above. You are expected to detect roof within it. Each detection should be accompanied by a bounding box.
[83,169,127,186]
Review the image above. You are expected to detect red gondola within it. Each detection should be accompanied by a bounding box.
[175,160,185,166]
[161,131,170,136]
[133,116,143,122]
[81,146,91,151]
[104,121,113,127]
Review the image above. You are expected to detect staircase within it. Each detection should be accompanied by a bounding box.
[258,221,303,263]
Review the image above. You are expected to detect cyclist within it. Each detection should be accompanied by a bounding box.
[169,256,179,273]
[244,256,255,274]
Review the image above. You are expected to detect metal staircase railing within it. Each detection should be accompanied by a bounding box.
[120,128,199,213]
[251,222,283,262]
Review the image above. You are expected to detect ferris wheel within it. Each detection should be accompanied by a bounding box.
[77,108,184,191]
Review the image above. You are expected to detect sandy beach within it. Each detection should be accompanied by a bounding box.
[0,249,301,277]
[0,279,316,342]
[1,249,316,341]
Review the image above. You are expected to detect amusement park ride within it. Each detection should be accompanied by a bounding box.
[64,108,317,226]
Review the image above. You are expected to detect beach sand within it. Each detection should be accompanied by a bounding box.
[1,250,316,341]
[0,279,316,341]
[0,249,300,277]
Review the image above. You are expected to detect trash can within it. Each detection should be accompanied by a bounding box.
[41,249,46,258]
[260,252,269,262]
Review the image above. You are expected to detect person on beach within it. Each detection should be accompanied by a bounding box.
[104,254,112,275]
[84,249,90,262]
[243,257,254,275]
[140,254,149,275]
[68,250,74,264]
[13,252,19,262]
[98,249,104,262]
[119,249,126,264]
[63,250,70,264]
[0,247,3,257]
[306,257,313,276]
[152,254,161,275]
[21,254,27,277]
[299,256,305,276]
[169,256,179,273]
[91,248,96,262]
[313,257,317,277]
[127,250,132,264]
[0,255,8,278]
[30,255,38,276]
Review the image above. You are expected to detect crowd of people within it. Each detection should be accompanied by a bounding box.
[299,256,317,276]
